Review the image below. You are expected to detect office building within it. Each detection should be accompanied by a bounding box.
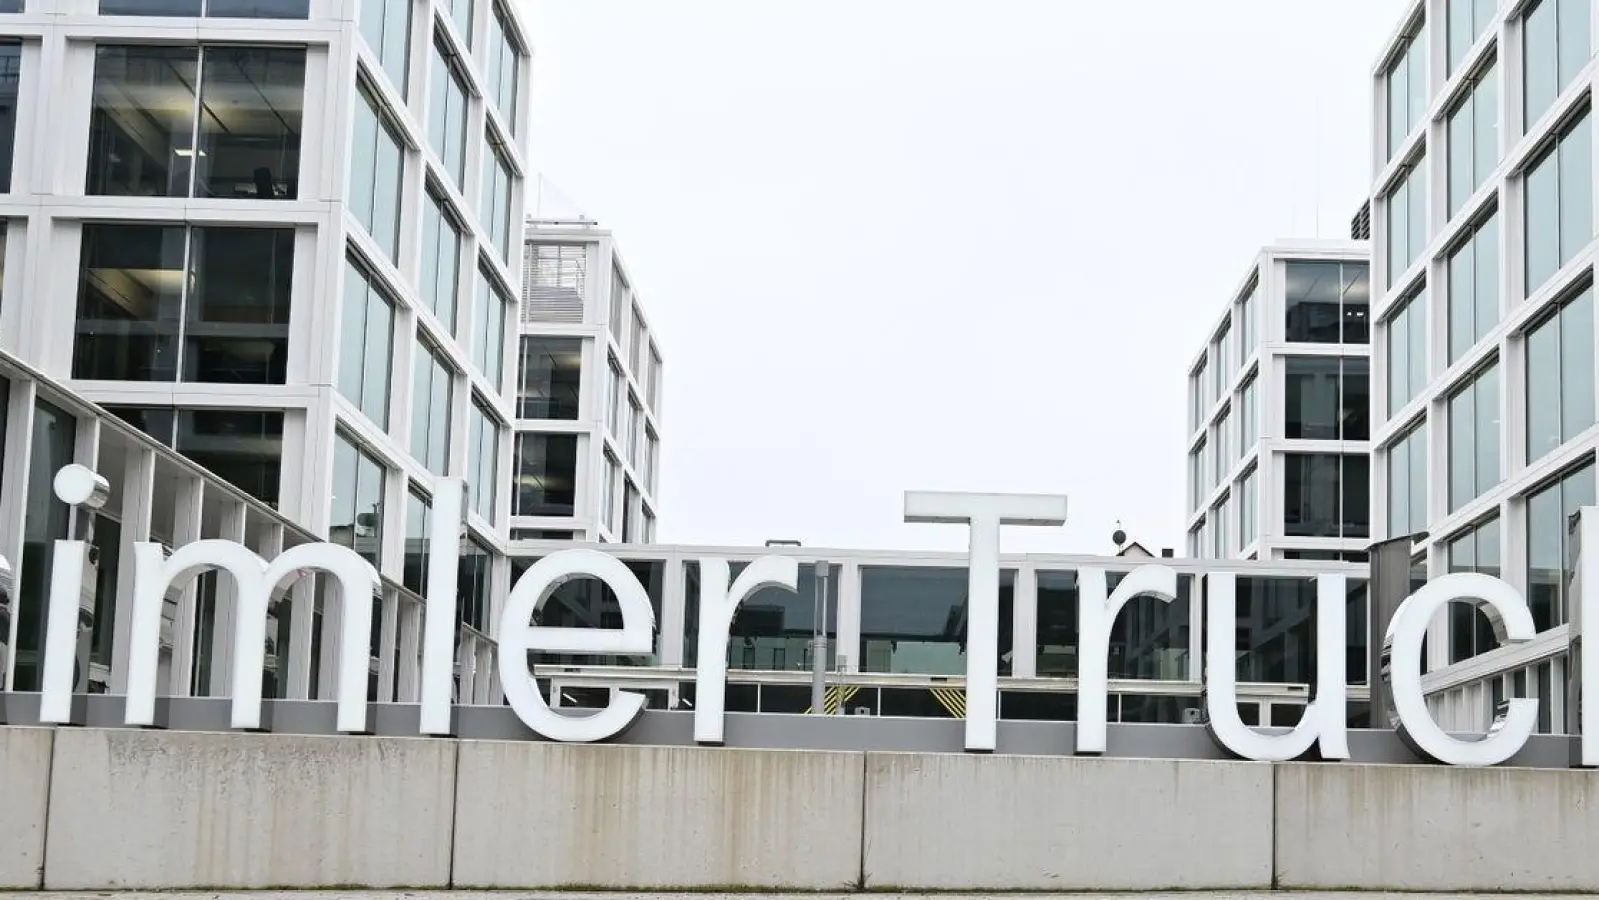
[1185,242,1372,562]
[515,220,663,543]
[1369,0,1593,731]
[0,0,533,698]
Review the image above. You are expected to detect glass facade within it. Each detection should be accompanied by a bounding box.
[101,0,310,16]
[74,224,292,385]
[1447,59,1499,219]
[861,566,1015,676]
[517,336,581,419]
[404,489,430,595]
[1238,466,1257,548]
[0,44,17,193]
[1526,286,1595,464]
[1447,0,1498,76]
[1447,361,1501,511]
[1524,109,1593,295]
[1447,211,1501,362]
[338,256,396,428]
[1523,0,1590,132]
[107,406,285,507]
[428,39,469,188]
[1240,375,1258,453]
[1447,516,1501,663]
[1284,261,1371,344]
[1387,20,1429,160]
[1284,357,1369,441]
[359,0,411,95]
[486,3,521,132]
[1526,459,1595,630]
[467,395,498,523]
[473,266,509,386]
[682,562,840,670]
[349,81,405,262]
[1386,160,1427,286]
[1387,421,1429,537]
[331,432,385,567]
[14,400,74,691]
[410,337,453,474]
[479,138,514,263]
[88,46,304,200]
[1385,286,1428,417]
[420,190,462,331]
[513,432,577,518]
[1283,453,1369,539]
[1035,571,1191,680]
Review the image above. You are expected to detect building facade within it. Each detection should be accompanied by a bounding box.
[515,220,662,543]
[1369,0,1593,731]
[0,0,533,696]
[1185,241,1372,562]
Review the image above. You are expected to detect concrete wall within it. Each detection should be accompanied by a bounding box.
[16,724,1599,892]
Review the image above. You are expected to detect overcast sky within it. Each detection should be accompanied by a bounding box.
[523,1,1405,555]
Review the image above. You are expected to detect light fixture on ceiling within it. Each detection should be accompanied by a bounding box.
[173,148,207,158]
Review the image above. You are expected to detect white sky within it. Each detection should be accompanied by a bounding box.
[522,0,1406,555]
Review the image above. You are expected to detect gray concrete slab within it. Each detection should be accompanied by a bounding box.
[861,751,1274,891]
[0,727,52,888]
[43,728,457,890]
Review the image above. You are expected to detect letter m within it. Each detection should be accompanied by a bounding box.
[123,540,379,733]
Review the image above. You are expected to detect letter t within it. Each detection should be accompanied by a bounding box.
[904,491,1068,752]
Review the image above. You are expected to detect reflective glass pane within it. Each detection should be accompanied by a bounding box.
[1342,264,1371,343]
[1525,0,1558,130]
[207,0,310,15]
[1408,289,1428,404]
[1474,62,1500,189]
[1284,262,1342,343]
[73,224,186,381]
[428,41,468,187]
[513,432,577,517]
[1558,0,1591,94]
[682,561,839,670]
[13,401,75,691]
[1525,142,1560,291]
[1283,454,1340,537]
[1284,357,1340,439]
[1448,94,1474,217]
[195,46,304,199]
[1449,235,1476,362]
[183,227,293,384]
[862,567,1015,676]
[517,336,582,419]
[359,0,410,94]
[87,46,198,197]
[421,192,461,330]
[1562,288,1595,442]
[1560,113,1593,265]
[0,45,18,192]
[1475,363,1501,499]
[177,409,282,505]
[1527,474,1564,630]
[1476,213,1500,345]
[404,490,429,595]
[410,340,452,473]
[1527,308,1563,462]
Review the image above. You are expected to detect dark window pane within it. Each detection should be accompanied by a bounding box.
[0,45,19,191]
[1283,454,1339,537]
[1343,264,1371,343]
[682,561,840,671]
[195,47,304,199]
[1285,262,1343,343]
[517,336,582,419]
[330,432,384,567]
[87,46,198,197]
[184,228,293,384]
[1034,570,1191,680]
[106,405,176,444]
[513,432,577,517]
[14,401,74,691]
[861,567,1015,676]
[207,0,310,16]
[177,408,283,506]
[100,0,201,13]
[74,224,187,381]
[1285,357,1340,439]
[404,490,430,595]
[525,559,664,665]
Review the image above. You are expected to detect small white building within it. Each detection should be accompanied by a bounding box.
[515,220,663,543]
[1185,241,1372,562]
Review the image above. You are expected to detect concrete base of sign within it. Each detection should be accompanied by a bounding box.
[861,752,1272,890]
[1275,762,1599,891]
[43,729,457,890]
[452,742,864,889]
[0,727,52,888]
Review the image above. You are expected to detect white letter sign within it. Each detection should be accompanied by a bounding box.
[692,556,798,745]
[498,549,656,742]
[904,491,1068,752]
[1076,564,1177,755]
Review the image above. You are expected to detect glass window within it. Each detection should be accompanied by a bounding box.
[338,256,395,428]
[87,46,304,199]
[410,337,453,474]
[605,357,622,437]
[517,336,581,419]
[1385,286,1429,416]
[1447,516,1502,662]
[404,489,430,595]
[467,396,498,523]
[517,558,665,665]
[74,224,292,385]
[177,409,283,506]
[1283,453,1369,539]
[1448,0,1499,76]
[1034,571,1191,680]
[513,432,577,518]
[443,0,474,45]
[860,566,1015,676]
[13,400,75,691]
[420,189,462,331]
[645,430,659,493]
[100,0,309,14]
[1386,160,1427,287]
[472,266,510,386]
[331,431,385,568]
[622,479,639,542]
[1239,466,1258,548]
[1527,286,1595,463]
[0,44,18,192]
[1213,320,1232,399]
[479,135,514,262]
[1233,575,1369,685]
[1525,109,1593,296]
[1524,0,1590,132]
[456,538,492,633]
[1387,421,1429,537]
[1190,365,1205,432]
[349,81,404,262]
[1238,283,1257,358]
[486,3,521,132]
[1285,261,1370,343]
[358,0,411,94]
[1387,22,1428,160]
[1190,439,1206,510]
[1447,60,1499,219]
[1447,361,1502,511]
[1526,459,1595,630]
[1240,375,1258,452]
[609,265,628,343]
[1284,357,1369,441]
[1447,211,1501,362]
[682,561,838,670]
[601,452,618,534]
[428,39,469,188]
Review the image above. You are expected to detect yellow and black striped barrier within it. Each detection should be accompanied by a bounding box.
[930,685,966,718]
[803,684,861,715]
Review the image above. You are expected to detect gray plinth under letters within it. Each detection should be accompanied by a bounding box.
[450,740,864,890]
[1275,762,1599,891]
[43,729,457,890]
[861,752,1274,891]
[0,727,52,888]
